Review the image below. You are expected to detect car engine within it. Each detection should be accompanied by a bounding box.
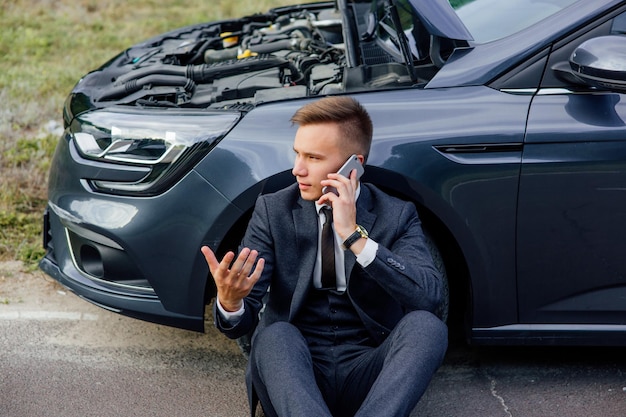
[73,1,425,112]
[75,4,356,111]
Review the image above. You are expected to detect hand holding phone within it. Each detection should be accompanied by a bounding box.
[322,154,364,196]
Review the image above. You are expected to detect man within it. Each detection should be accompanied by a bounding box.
[201,96,447,417]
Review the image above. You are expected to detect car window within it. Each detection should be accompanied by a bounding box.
[451,0,579,43]
[537,8,626,89]
[612,11,626,34]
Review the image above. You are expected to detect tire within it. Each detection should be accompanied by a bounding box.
[236,332,252,358]
[423,230,450,323]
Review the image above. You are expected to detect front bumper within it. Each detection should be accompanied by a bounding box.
[39,254,204,331]
[39,136,252,331]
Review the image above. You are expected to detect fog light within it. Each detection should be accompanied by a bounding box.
[80,245,104,278]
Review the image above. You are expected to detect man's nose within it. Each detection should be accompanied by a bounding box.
[292,159,306,177]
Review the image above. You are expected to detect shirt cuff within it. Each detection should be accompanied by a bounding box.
[356,238,378,267]
[217,300,245,325]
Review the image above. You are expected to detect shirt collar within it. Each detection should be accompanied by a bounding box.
[315,183,361,214]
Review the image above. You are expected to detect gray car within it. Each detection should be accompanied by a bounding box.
[41,0,626,345]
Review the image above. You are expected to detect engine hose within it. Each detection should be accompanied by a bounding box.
[189,38,221,64]
[204,48,239,63]
[115,65,188,85]
[115,53,290,88]
[187,56,290,83]
[247,39,305,54]
[97,75,195,101]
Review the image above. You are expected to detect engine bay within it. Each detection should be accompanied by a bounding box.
[73,0,446,111]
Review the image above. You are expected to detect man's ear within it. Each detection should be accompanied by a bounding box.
[356,154,365,165]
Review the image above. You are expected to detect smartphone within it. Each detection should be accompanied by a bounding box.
[322,154,365,195]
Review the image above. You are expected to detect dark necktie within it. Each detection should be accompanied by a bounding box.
[320,206,336,290]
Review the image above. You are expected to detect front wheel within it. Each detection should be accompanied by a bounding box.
[424,230,449,323]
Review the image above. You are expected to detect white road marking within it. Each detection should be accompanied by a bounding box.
[0,310,99,321]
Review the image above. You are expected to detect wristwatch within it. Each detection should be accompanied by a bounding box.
[342,225,368,249]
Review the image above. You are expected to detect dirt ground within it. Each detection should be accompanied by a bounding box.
[0,261,65,308]
[0,260,242,353]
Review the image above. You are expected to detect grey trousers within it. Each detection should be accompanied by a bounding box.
[248,310,448,417]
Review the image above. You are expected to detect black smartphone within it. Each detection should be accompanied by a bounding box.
[322,154,365,195]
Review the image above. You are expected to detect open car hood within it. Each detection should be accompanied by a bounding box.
[66,0,475,115]
[407,0,474,41]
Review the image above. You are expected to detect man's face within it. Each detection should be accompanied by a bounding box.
[292,122,348,201]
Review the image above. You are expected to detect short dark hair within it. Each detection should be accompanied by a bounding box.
[291,96,373,162]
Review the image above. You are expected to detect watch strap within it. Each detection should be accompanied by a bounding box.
[342,225,368,249]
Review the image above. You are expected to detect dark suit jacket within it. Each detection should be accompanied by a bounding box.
[214,182,442,345]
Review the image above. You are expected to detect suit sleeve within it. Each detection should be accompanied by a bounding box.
[359,201,442,313]
[213,195,275,339]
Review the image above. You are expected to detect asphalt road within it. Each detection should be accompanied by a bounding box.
[1,262,625,417]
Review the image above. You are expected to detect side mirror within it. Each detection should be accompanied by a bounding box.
[569,35,626,93]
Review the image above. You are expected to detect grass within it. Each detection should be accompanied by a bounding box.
[0,0,296,264]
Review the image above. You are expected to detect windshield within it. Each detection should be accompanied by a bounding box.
[451,0,579,43]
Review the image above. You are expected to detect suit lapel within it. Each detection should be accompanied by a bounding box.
[287,185,377,317]
[289,197,318,320]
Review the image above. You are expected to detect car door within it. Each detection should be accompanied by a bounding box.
[517,8,626,325]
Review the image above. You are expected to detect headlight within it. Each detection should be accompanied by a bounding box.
[70,107,241,195]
